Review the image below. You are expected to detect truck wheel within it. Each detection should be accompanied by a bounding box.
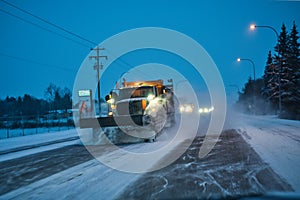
[149,135,157,142]
[145,134,156,143]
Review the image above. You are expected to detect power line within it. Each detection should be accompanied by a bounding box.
[0,1,149,78]
[0,0,148,75]
[0,8,90,48]
[105,49,149,77]
[0,7,141,76]
[0,3,137,71]
[0,51,74,72]
[0,0,97,46]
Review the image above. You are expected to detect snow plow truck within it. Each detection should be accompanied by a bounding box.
[79,79,175,142]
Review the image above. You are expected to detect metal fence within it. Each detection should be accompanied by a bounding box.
[0,113,75,139]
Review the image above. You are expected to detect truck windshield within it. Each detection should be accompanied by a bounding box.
[119,86,155,99]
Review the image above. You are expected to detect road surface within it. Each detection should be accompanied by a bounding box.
[0,113,298,199]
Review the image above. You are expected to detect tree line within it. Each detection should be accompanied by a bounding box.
[0,83,72,117]
[237,21,300,120]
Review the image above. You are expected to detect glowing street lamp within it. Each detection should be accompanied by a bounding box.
[250,23,282,115]
[250,24,256,30]
[249,24,279,38]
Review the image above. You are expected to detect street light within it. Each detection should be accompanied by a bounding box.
[249,24,279,38]
[237,58,256,114]
[250,24,256,30]
[237,58,256,81]
[249,23,282,115]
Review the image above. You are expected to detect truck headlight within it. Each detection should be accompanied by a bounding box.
[147,94,155,101]
[107,98,115,104]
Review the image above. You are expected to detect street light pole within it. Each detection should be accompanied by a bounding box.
[237,58,256,81]
[250,25,279,38]
[250,24,282,115]
[237,58,256,114]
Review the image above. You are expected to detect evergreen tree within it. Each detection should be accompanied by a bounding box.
[53,90,62,111]
[262,51,277,105]
[289,21,300,60]
[61,87,72,112]
[237,21,300,118]
[16,96,22,115]
[0,84,71,118]
[238,77,267,114]
[22,94,39,115]
[237,77,254,113]
[284,21,300,119]
[274,23,290,114]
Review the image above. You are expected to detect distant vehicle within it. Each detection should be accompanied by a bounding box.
[179,103,214,114]
[198,106,214,114]
[179,103,194,113]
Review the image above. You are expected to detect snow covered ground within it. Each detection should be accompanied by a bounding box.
[0,129,77,152]
[0,125,188,199]
[0,112,299,198]
[0,128,79,162]
[233,113,300,192]
[0,126,74,139]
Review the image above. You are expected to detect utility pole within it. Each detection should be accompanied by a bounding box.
[89,47,107,115]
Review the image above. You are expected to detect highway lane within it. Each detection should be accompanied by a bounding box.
[1,113,293,199]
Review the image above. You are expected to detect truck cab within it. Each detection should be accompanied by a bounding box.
[106,79,175,133]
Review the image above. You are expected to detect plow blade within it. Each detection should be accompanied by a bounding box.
[79,115,144,128]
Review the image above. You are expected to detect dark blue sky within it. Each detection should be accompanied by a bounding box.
[0,0,299,103]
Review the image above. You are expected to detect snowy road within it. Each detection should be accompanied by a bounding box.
[0,115,196,199]
[0,134,192,199]
[0,113,299,199]
[118,130,291,199]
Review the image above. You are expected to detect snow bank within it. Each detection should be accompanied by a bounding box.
[236,114,300,192]
[0,129,78,161]
[0,129,77,152]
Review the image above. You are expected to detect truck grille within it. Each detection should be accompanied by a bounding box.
[116,100,143,116]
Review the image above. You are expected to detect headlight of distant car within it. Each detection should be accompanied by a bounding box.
[179,104,194,113]
[198,106,214,114]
